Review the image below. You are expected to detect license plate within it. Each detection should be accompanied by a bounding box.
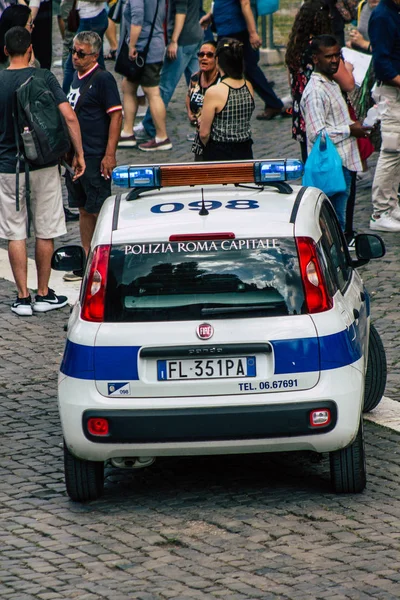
[157,356,256,381]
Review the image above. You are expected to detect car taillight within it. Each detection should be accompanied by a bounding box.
[296,237,333,314]
[81,245,110,322]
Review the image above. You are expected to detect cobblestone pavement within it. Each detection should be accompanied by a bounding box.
[1,25,400,600]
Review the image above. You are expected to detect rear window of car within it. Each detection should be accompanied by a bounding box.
[104,238,305,322]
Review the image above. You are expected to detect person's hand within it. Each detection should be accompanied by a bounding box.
[167,41,178,60]
[349,29,364,46]
[72,154,85,181]
[128,46,137,61]
[200,12,212,29]
[249,31,261,50]
[100,155,116,181]
[344,60,354,73]
[350,121,372,139]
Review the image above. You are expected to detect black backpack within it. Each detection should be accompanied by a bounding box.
[12,69,71,235]
[13,69,70,166]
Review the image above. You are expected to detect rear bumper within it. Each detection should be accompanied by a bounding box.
[59,363,364,461]
[83,401,337,444]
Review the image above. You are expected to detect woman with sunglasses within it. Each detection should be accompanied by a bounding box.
[186,40,219,161]
[199,38,254,161]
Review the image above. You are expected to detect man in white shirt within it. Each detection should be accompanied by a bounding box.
[301,35,369,230]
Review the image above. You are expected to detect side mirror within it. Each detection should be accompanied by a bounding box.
[51,245,86,272]
[355,233,385,260]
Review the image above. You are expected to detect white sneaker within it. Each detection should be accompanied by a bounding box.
[370,212,400,232]
[133,123,150,140]
[390,205,400,221]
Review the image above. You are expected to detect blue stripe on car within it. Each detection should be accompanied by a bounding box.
[60,326,363,380]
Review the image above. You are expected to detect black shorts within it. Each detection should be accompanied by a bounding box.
[130,62,163,87]
[65,157,111,215]
[203,139,253,162]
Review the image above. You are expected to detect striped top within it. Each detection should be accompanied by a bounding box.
[211,82,255,143]
[300,72,363,173]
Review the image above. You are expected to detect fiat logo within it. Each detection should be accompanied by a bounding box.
[197,323,214,340]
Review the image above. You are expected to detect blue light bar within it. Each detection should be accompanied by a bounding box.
[255,159,304,183]
[112,166,160,188]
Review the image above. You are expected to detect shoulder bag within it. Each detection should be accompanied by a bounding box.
[115,0,159,81]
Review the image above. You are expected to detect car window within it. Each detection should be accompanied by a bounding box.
[318,202,351,293]
[105,238,305,322]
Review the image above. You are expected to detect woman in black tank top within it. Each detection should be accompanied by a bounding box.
[199,37,255,161]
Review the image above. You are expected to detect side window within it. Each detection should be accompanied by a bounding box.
[318,202,351,293]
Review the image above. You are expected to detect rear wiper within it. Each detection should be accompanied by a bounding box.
[201,304,282,315]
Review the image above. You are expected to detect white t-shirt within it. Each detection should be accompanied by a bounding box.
[78,0,106,19]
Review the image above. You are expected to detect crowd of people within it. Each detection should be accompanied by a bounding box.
[0,0,399,316]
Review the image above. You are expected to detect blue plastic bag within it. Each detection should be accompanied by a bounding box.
[257,0,280,16]
[302,133,346,196]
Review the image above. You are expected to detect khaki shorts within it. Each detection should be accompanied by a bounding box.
[0,166,67,241]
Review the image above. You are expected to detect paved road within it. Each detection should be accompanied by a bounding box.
[1,28,400,600]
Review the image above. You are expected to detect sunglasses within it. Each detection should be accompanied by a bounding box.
[70,48,97,59]
[197,51,215,58]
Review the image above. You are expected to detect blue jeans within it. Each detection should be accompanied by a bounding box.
[142,42,201,138]
[62,9,108,93]
[329,166,353,231]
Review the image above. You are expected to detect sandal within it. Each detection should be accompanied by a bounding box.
[104,49,117,61]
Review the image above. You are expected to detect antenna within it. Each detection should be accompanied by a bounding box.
[199,188,209,216]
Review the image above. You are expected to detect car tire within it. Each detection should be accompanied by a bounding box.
[330,420,366,494]
[64,442,104,502]
[363,323,387,413]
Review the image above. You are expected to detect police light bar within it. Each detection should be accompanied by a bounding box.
[112,160,303,189]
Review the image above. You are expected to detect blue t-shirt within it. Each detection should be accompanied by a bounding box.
[213,0,247,36]
[368,0,400,82]
[67,66,122,158]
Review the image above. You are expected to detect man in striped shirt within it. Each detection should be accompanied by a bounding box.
[301,35,369,231]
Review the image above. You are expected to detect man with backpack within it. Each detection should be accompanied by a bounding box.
[0,26,85,316]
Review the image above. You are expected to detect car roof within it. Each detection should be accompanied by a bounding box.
[94,184,324,246]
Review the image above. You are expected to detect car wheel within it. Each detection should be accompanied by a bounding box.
[363,323,387,413]
[330,420,366,494]
[64,442,104,502]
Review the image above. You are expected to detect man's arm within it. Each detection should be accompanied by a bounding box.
[101,110,123,180]
[129,0,144,60]
[239,0,261,50]
[58,102,85,180]
[29,0,40,21]
[167,13,186,60]
[369,13,400,87]
[129,24,142,60]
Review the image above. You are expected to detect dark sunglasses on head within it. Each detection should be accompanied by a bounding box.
[197,51,215,58]
[70,47,97,59]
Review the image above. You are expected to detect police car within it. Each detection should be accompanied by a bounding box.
[52,159,387,502]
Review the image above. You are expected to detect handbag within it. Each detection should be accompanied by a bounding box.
[67,0,80,33]
[256,0,279,16]
[347,102,375,161]
[302,133,346,196]
[115,0,159,80]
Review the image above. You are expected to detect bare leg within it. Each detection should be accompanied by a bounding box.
[79,207,98,256]
[35,238,54,296]
[105,18,118,51]
[121,78,139,135]
[143,85,168,140]
[8,239,29,298]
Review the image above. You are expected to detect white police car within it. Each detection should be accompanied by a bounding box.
[52,159,387,502]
